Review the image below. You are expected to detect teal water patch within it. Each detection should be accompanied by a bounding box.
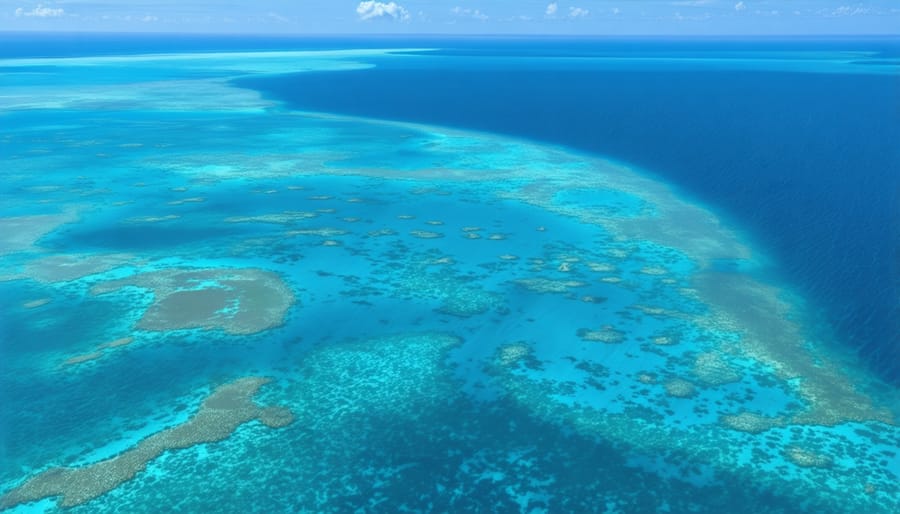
[1,48,897,513]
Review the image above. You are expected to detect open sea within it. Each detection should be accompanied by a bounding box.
[0,33,898,513]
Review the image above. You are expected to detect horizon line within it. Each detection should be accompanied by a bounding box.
[2,30,899,39]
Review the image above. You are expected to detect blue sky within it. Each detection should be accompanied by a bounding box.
[1,1,898,35]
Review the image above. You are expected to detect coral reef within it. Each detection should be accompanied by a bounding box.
[719,412,784,434]
[23,253,135,283]
[496,343,532,367]
[513,277,587,294]
[785,446,832,468]
[0,209,79,255]
[577,325,626,344]
[224,211,318,224]
[692,352,741,386]
[62,337,135,368]
[91,268,294,335]
[664,378,697,398]
[286,227,349,237]
[410,230,444,239]
[0,377,292,509]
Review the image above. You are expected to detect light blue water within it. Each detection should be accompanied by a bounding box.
[0,38,897,513]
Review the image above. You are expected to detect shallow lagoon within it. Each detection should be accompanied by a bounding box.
[0,42,898,513]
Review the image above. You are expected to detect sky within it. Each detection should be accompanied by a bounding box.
[1,1,898,35]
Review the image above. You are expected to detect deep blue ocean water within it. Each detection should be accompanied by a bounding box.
[236,36,900,384]
[0,34,898,513]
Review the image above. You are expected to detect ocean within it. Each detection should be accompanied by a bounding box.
[0,33,897,513]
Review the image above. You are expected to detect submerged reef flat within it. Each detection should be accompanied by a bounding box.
[0,377,292,509]
[409,230,444,239]
[224,211,318,224]
[61,337,134,368]
[124,214,180,224]
[693,272,893,428]
[513,277,587,294]
[0,210,79,255]
[21,253,135,283]
[691,352,742,386]
[91,268,294,334]
[22,298,51,309]
[577,325,626,344]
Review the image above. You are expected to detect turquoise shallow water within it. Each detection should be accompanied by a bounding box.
[0,44,898,513]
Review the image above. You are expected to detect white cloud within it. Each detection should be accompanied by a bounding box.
[568,6,589,18]
[828,5,871,17]
[14,4,64,17]
[266,12,289,23]
[451,6,488,21]
[356,1,410,22]
[673,10,712,21]
[734,1,746,11]
[545,2,558,16]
